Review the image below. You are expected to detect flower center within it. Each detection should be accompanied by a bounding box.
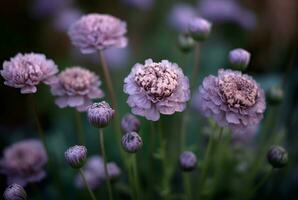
[134,63,178,101]
[60,68,93,92]
[219,75,258,108]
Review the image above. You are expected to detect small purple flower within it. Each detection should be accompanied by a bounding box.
[188,17,212,41]
[75,170,103,190]
[87,101,115,128]
[68,13,128,54]
[3,184,27,200]
[106,162,121,181]
[228,48,251,70]
[121,114,140,133]
[124,59,190,121]
[193,69,266,133]
[103,46,131,70]
[179,151,197,171]
[50,67,104,112]
[267,146,288,168]
[0,139,48,186]
[1,53,58,94]
[65,145,87,169]
[122,132,143,153]
[168,3,197,32]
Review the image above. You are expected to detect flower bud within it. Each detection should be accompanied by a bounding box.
[228,48,251,70]
[179,151,197,171]
[177,34,195,53]
[121,132,143,153]
[121,114,140,133]
[65,145,87,169]
[3,184,27,200]
[267,85,284,105]
[87,101,115,128]
[267,145,288,168]
[188,17,212,41]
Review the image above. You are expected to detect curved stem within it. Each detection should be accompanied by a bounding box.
[99,129,114,200]
[250,168,273,196]
[79,169,97,200]
[75,111,85,145]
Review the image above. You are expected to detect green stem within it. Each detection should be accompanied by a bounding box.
[79,169,97,200]
[158,121,171,200]
[249,168,273,196]
[131,154,141,200]
[183,173,192,200]
[190,43,201,89]
[75,111,85,145]
[200,128,224,192]
[99,129,114,200]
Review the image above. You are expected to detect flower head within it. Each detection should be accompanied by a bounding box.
[177,34,195,53]
[87,101,115,128]
[65,145,87,169]
[267,146,288,168]
[179,151,197,171]
[1,53,58,94]
[50,66,104,112]
[228,48,251,70]
[3,184,27,200]
[121,114,140,133]
[194,69,266,133]
[121,132,143,153]
[106,162,121,181]
[124,59,190,121]
[68,13,127,54]
[0,139,48,186]
[188,17,212,41]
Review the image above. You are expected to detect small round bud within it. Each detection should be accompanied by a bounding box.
[3,184,27,200]
[267,85,284,105]
[267,145,288,168]
[121,114,140,133]
[188,17,212,41]
[65,145,87,169]
[121,132,143,153]
[87,101,115,128]
[107,162,121,181]
[177,34,195,53]
[179,151,197,171]
[228,48,251,70]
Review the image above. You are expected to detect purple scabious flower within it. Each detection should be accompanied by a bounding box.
[0,140,48,186]
[188,17,212,41]
[1,53,58,94]
[193,69,266,133]
[124,59,190,121]
[68,13,128,54]
[121,132,143,153]
[121,114,140,133]
[179,151,197,171]
[3,184,27,200]
[168,3,197,33]
[65,145,87,169]
[87,101,115,128]
[50,67,104,112]
[228,48,251,70]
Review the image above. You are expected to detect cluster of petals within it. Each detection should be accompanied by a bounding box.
[193,69,266,133]
[124,59,190,121]
[1,53,58,94]
[50,66,104,112]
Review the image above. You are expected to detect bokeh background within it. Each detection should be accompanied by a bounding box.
[0,0,297,199]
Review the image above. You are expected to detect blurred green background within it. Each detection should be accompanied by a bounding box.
[0,0,297,199]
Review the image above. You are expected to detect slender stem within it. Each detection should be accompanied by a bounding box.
[190,44,201,89]
[183,173,192,200]
[79,169,97,200]
[131,154,141,200]
[75,111,85,145]
[99,129,114,200]
[158,121,170,200]
[250,168,273,196]
[200,128,223,190]
[28,94,49,155]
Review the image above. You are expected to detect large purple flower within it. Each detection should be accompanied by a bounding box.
[193,69,266,133]
[1,53,58,94]
[68,13,128,54]
[0,139,48,186]
[124,59,190,121]
[50,67,104,112]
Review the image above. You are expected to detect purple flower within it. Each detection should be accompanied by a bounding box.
[121,132,143,153]
[179,151,197,171]
[53,8,82,32]
[50,67,104,112]
[121,113,140,133]
[124,59,190,121]
[103,46,131,70]
[1,53,58,94]
[64,145,87,169]
[228,48,251,70]
[188,17,212,41]
[87,101,115,128]
[3,184,27,200]
[193,69,266,133]
[168,3,197,32]
[0,140,48,186]
[198,0,256,30]
[68,13,128,54]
